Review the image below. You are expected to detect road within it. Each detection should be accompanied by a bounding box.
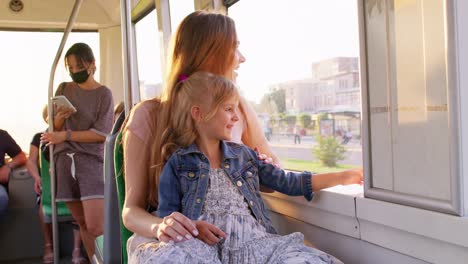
[266,135,363,166]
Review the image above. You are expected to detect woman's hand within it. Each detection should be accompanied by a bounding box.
[254,147,280,168]
[155,212,199,243]
[41,131,66,146]
[254,147,279,193]
[193,220,226,245]
[54,105,74,121]
[341,168,364,185]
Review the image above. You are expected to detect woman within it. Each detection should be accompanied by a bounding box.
[122,11,361,261]
[41,42,114,260]
[27,105,86,264]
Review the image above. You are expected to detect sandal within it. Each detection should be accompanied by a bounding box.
[72,248,87,264]
[42,243,53,264]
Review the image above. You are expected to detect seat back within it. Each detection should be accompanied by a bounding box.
[114,131,133,264]
[102,111,126,264]
[39,147,73,222]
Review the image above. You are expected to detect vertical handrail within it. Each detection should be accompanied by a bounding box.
[155,0,172,80]
[47,1,83,263]
[120,0,138,115]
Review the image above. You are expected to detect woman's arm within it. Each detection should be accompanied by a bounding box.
[25,144,42,194]
[41,130,106,145]
[122,129,161,237]
[122,130,198,241]
[240,96,280,165]
[240,96,279,192]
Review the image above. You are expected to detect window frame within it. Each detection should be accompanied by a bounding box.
[359,0,465,216]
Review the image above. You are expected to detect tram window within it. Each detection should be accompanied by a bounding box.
[228,0,362,173]
[135,10,163,100]
[169,0,194,30]
[0,31,99,151]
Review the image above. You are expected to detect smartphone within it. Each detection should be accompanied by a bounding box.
[51,95,77,113]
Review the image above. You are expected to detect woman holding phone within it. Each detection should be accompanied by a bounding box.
[41,42,114,260]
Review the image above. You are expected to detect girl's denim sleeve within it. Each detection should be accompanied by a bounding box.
[252,149,314,201]
[157,155,183,218]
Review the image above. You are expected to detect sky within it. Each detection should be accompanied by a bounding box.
[230,0,359,102]
[0,0,359,151]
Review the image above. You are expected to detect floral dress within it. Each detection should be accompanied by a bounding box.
[127,168,342,264]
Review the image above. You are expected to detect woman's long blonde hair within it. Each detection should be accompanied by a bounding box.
[147,11,239,207]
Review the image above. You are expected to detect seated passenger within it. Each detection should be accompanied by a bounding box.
[145,72,362,263]
[0,129,27,218]
[123,11,363,263]
[114,101,124,122]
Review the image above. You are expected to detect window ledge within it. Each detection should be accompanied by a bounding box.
[262,186,468,263]
[261,184,363,238]
[356,197,468,263]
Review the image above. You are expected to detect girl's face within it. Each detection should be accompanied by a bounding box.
[227,46,246,82]
[199,96,240,141]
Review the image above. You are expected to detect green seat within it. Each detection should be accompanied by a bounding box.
[39,147,73,221]
[114,131,133,264]
[94,235,104,263]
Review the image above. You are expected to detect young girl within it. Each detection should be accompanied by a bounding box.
[135,72,361,263]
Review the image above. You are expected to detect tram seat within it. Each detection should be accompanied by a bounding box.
[93,111,128,264]
[39,148,74,222]
[113,130,133,264]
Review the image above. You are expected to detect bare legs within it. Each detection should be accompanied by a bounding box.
[38,202,54,263]
[66,199,104,260]
[40,200,87,263]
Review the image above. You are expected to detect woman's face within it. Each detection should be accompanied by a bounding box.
[66,54,95,84]
[227,46,246,82]
[66,54,88,73]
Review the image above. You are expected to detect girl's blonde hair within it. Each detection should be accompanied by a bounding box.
[160,72,239,166]
[145,11,240,207]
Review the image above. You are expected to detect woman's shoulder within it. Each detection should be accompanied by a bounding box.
[97,85,112,93]
[125,99,161,142]
[129,99,161,121]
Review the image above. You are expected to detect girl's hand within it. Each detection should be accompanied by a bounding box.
[341,168,364,185]
[155,212,199,243]
[34,178,42,195]
[193,220,226,245]
[41,131,66,146]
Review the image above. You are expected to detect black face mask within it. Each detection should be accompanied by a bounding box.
[70,69,89,83]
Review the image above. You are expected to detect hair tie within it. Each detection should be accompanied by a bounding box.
[178,74,188,81]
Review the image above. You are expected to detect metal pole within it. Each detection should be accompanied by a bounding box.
[120,0,138,115]
[47,1,83,263]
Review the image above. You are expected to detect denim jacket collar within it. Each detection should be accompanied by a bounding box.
[178,141,239,160]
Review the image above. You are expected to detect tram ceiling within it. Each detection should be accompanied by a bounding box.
[0,0,122,30]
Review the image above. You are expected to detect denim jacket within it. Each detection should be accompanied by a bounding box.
[157,141,314,234]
